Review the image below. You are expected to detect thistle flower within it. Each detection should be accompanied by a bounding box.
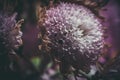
[0,13,23,55]
[43,2,104,73]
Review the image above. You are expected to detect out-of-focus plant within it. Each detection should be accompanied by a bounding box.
[0,12,24,79]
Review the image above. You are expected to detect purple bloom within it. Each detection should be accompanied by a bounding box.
[43,2,104,72]
[0,13,23,54]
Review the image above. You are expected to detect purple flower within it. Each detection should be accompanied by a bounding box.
[43,2,104,72]
[0,13,23,54]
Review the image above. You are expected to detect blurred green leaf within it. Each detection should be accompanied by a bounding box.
[31,57,41,70]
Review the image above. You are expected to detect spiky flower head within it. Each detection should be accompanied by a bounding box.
[0,13,23,55]
[43,2,104,67]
